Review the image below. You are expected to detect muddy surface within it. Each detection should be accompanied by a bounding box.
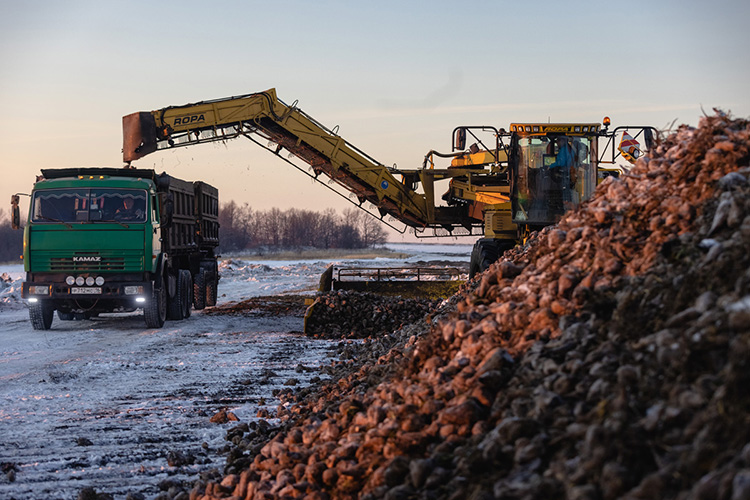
[0,305,333,500]
[206,295,309,318]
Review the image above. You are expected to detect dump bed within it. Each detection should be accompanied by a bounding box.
[161,176,219,255]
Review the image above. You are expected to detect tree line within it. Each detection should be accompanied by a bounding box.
[0,202,387,262]
[218,201,388,253]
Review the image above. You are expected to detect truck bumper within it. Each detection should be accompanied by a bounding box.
[22,280,154,311]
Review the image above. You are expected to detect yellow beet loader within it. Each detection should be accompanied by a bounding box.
[123,89,658,283]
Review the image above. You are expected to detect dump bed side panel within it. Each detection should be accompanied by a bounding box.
[194,181,219,250]
[162,176,197,254]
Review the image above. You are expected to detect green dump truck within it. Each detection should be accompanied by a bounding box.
[11,167,219,330]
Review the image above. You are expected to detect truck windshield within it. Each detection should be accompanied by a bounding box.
[514,135,596,224]
[31,188,148,224]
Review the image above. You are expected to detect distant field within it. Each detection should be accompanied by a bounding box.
[230,247,411,261]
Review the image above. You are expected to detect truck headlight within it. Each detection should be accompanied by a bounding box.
[95,276,105,286]
[124,286,144,295]
[85,277,95,286]
[29,285,50,295]
[76,277,85,286]
[66,276,75,285]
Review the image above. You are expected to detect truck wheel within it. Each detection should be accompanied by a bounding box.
[144,286,167,328]
[193,269,207,310]
[57,311,74,321]
[180,270,192,319]
[30,301,54,330]
[206,273,218,307]
[167,271,185,320]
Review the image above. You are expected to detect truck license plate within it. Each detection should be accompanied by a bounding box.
[71,287,102,294]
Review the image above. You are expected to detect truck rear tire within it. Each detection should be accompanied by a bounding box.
[30,301,54,330]
[167,270,184,321]
[144,286,167,328]
[180,270,192,319]
[206,273,217,307]
[167,270,192,320]
[193,269,207,310]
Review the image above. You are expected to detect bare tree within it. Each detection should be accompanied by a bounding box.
[218,201,253,251]
[343,208,388,246]
[218,201,384,252]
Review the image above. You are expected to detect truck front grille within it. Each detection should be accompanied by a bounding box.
[32,251,145,272]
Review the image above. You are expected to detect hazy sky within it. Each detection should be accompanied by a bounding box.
[2,0,748,240]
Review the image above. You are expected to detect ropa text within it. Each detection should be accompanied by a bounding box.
[174,114,205,126]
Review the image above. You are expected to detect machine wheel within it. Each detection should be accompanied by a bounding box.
[193,269,207,310]
[57,311,74,321]
[30,301,54,330]
[180,270,192,319]
[144,286,167,328]
[469,239,513,279]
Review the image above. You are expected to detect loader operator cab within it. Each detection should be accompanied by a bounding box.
[509,123,599,228]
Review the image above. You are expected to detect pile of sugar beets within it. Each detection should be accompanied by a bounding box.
[191,111,750,500]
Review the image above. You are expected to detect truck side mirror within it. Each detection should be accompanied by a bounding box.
[10,194,20,230]
[455,128,467,151]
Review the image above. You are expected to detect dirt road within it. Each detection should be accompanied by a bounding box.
[0,307,332,499]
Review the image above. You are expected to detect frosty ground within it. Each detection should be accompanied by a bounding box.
[0,243,471,499]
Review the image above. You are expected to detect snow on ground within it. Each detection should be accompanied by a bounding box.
[0,264,25,310]
[0,243,472,499]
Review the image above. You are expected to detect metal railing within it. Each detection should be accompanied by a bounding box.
[335,266,464,283]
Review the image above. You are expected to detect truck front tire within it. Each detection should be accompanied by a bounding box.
[144,286,167,328]
[30,301,54,330]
